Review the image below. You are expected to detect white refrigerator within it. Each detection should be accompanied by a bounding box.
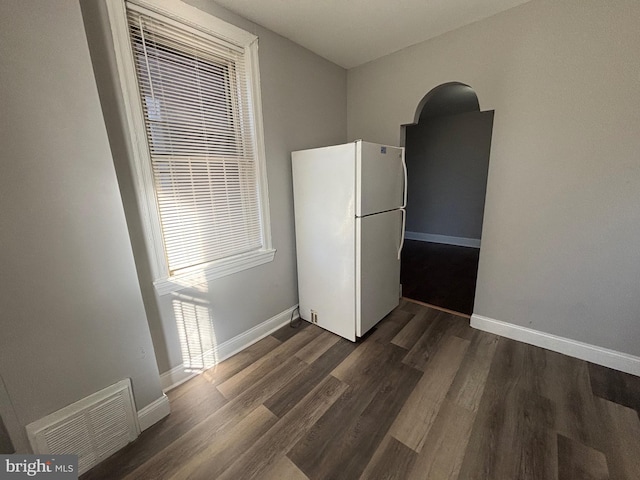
[292,140,407,341]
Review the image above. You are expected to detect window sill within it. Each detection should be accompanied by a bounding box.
[153,248,276,295]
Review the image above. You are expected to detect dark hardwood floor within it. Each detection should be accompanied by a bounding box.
[401,240,480,315]
[82,300,640,480]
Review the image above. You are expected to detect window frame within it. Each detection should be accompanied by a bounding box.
[105,0,274,295]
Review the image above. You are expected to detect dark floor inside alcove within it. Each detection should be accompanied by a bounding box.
[400,240,480,315]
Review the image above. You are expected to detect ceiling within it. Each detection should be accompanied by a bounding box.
[212,0,532,68]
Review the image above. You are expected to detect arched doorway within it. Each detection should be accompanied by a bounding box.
[400,82,493,315]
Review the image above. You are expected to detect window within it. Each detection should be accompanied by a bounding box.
[106,0,274,294]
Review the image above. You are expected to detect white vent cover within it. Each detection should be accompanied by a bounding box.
[26,379,140,475]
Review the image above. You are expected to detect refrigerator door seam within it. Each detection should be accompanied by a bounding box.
[356,208,402,219]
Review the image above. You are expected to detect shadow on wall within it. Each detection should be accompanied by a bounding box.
[0,415,14,454]
[401,82,493,247]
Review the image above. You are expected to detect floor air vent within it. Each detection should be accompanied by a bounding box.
[26,379,140,475]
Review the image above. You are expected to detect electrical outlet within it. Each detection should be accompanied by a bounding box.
[310,310,318,324]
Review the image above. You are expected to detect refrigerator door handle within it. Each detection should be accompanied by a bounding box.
[398,208,406,260]
[401,150,408,209]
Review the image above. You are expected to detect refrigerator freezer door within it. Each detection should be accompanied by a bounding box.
[356,209,402,337]
[356,141,405,217]
[292,143,357,341]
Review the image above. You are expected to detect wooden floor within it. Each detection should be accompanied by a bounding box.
[82,300,640,480]
[401,240,480,315]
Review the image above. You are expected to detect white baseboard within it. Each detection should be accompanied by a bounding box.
[160,305,299,392]
[405,231,480,248]
[159,365,199,393]
[470,314,640,376]
[137,394,170,431]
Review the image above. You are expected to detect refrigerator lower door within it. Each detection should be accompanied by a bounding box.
[356,209,402,337]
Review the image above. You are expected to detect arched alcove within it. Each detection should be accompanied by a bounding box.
[401,82,493,315]
[413,82,480,123]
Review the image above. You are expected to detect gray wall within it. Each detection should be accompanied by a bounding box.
[348,0,640,356]
[405,111,492,240]
[0,0,163,451]
[0,417,14,454]
[82,0,347,375]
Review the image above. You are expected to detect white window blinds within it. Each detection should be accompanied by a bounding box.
[127,8,263,275]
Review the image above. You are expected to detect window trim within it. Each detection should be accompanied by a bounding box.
[105,0,274,294]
